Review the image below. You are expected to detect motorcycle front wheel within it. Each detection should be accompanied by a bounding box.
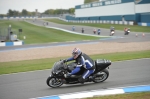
[93,69,109,83]
[46,77,63,88]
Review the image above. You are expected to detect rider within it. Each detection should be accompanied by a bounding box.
[110,26,115,32]
[64,48,95,83]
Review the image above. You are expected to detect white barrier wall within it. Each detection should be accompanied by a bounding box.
[0,41,24,47]
[66,20,134,25]
[135,4,150,13]
[75,2,135,17]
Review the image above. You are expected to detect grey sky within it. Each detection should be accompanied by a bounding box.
[0,0,84,14]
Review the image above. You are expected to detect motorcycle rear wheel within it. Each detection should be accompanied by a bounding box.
[46,77,63,88]
[93,69,109,83]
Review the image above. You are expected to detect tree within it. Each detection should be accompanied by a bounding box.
[7,9,13,16]
[7,9,20,16]
[69,8,75,14]
[84,0,99,4]
[44,9,55,15]
[21,9,28,16]
[54,9,60,15]
[13,10,20,16]
[43,8,75,15]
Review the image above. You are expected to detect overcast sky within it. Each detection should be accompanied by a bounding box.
[0,0,84,14]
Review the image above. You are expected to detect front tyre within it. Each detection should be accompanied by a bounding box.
[46,77,63,88]
[93,69,109,83]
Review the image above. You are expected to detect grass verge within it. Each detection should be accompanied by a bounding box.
[0,20,100,44]
[44,19,150,33]
[85,92,150,99]
[0,50,150,75]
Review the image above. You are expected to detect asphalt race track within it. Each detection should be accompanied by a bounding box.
[0,19,150,99]
[0,59,150,99]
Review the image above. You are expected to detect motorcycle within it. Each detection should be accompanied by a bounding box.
[46,59,111,88]
[124,28,130,35]
[110,30,115,36]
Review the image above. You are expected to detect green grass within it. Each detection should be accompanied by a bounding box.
[85,92,150,99]
[44,19,150,33]
[0,20,100,44]
[0,50,150,75]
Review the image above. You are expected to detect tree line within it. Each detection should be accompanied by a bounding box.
[0,8,75,17]
[84,0,99,4]
[44,8,75,15]
[0,0,98,17]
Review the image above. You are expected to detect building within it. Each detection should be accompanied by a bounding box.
[66,0,150,26]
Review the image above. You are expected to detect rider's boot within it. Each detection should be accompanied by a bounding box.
[78,77,85,84]
[89,76,93,81]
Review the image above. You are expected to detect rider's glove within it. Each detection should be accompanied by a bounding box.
[63,59,67,63]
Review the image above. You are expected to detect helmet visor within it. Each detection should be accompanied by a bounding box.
[72,52,78,59]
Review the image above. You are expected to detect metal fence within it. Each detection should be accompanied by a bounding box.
[0,27,9,41]
[0,26,20,42]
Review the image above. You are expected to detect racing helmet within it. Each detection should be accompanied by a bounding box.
[72,48,82,59]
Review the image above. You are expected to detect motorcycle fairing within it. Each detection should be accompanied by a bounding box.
[95,59,111,72]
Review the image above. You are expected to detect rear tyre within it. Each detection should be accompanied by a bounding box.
[46,77,63,88]
[93,69,109,83]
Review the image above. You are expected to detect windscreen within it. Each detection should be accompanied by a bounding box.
[52,61,64,72]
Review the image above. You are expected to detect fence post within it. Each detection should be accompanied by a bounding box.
[8,25,11,41]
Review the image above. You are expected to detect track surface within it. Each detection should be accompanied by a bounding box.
[0,59,150,99]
